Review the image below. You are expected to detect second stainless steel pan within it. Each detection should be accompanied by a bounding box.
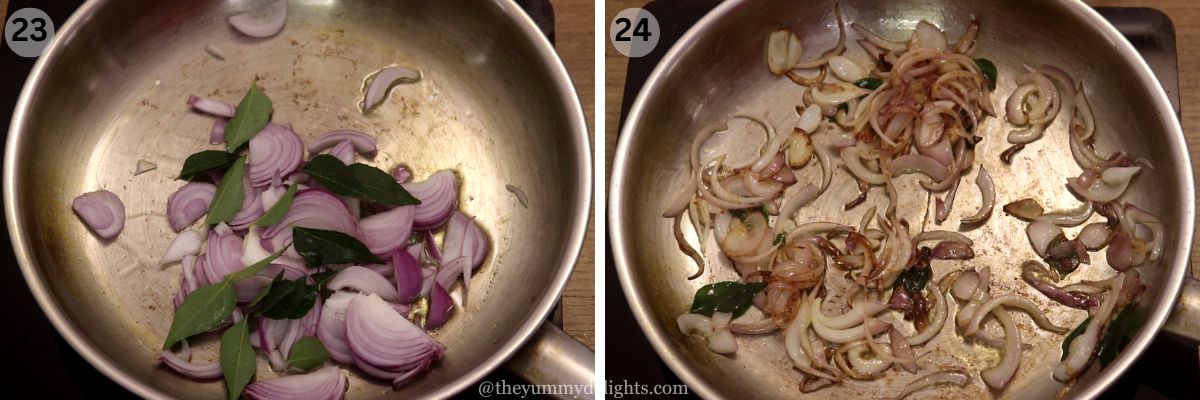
[611,0,1195,398]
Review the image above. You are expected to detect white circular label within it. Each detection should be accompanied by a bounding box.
[5,8,55,58]
[609,8,660,58]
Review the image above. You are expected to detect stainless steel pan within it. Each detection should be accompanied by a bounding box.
[5,0,592,398]
[610,0,1195,398]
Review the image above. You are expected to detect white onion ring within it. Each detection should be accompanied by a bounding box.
[964,294,1069,336]
[960,167,994,224]
[896,370,969,399]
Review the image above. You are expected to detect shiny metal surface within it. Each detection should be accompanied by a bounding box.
[5,0,591,399]
[507,323,596,400]
[610,0,1194,399]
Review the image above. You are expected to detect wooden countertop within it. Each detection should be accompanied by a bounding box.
[604,0,1200,278]
[0,0,594,348]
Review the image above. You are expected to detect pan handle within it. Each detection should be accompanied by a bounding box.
[505,321,596,399]
[1163,274,1200,342]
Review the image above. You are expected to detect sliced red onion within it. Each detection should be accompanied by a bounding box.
[930,241,974,260]
[423,230,442,263]
[420,267,436,298]
[393,248,423,304]
[193,255,212,288]
[263,189,360,252]
[360,206,415,255]
[345,294,443,381]
[392,164,412,183]
[245,365,347,400]
[257,317,293,369]
[202,229,245,285]
[187,95,235,118]
[435,257,468,291]
[308,130,378,156]
[360,67,421,114]
[72,190,125,239]
[442,212,487,270]
[401,170,458,229]
[174,255,201,309]
[300,296,322,338]
[161,230,202,265]
[210,119,228,145]
[279,318,303,360]
[887,154,949,182]
[405,240,425,261]
[363,263,394,278]
[327,140,355,165]
[159,351,222,380]
[249,124,304,188]
[317,292,356,364]
[167,182,216,232]
[229,174,265,231]
[426,283,452,330]
[228,0,288,38]
[328,266,399,301]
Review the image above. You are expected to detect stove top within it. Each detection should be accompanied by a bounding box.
[609,3,1190,399]
[0,1,556,398]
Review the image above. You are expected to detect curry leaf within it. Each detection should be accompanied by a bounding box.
[293,226,384,267]
[302,154,421,205]
[162,282,236,349]
[1097,305,1141,367]
[853,77,883,90]
[224,82,273,151]
[690,281,768,318]
[220,319,256,399]
[255,182,298,226]
[286,336,331,371]
[204,156,246,225]
[250,273,318,319]
[177,150,240,181]
[302,155,364,198]
[346,163,420,205]
[975,58,998,89]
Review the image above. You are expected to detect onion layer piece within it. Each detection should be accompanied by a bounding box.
[328,266,399,301]
[159,351,223,380]
[767,29,803,75]
[393,249,423,304]
[308,130,378,156]
[161,230,202,265]
[244,365,347,400]
[345,294,443,385]
[72,190,126,239]
[228,0,288,38]
[188,95,235,118]
[317,292,355,364]
[961,167,994,224]
[359,205,415,255]
[896,370,968,399]
[426,283,452,330]
[248,124,304,187]
[402,170,458,229]
[361,66,421,114]
[442,212,489,273]
[263,189,360,252]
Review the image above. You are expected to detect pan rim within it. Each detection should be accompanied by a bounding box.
[2,0,592,399]
[608,0,1193,399]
